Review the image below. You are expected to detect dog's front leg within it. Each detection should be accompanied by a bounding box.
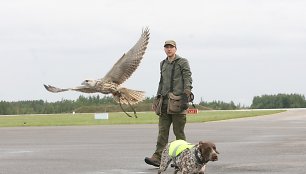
[199,165,206,174]
[158,151,172,174]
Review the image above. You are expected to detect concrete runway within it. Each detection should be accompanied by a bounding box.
[1,109,306,174]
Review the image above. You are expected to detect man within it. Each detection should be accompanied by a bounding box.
[145,40,193,167]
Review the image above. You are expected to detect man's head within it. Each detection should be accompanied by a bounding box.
[164,40,177,58]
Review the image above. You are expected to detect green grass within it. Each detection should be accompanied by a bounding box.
[0,110,285,127]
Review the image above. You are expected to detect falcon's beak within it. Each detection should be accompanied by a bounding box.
[81,81,86,85]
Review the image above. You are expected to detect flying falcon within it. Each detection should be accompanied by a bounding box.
[44,28,150,117]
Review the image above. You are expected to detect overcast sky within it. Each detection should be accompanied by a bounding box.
[0,0,305,106]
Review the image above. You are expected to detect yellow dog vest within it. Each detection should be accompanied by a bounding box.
[169,140,195,157]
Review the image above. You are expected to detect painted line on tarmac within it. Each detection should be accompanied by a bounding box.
[97,171,151,174]
[8,150,33,154]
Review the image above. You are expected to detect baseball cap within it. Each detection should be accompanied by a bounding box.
[164,40,176,47]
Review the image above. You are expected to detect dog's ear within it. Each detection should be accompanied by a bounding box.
[198,141,203,153]
[198,141,207,153]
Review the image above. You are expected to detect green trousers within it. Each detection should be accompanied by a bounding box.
[153,103,186,160]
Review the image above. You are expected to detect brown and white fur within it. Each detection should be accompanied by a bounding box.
[158,141,219,174]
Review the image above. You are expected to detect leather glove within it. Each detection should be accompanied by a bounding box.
[184,89,193,102]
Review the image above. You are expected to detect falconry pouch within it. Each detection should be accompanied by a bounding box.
[167,92,189,114]
[153,95,163,116]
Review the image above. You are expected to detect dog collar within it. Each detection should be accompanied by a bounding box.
[194,148,208,164]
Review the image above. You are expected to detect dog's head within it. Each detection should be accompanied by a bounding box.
[198,141,219,162]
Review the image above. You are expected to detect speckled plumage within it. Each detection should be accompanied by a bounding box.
[44,28,150,105]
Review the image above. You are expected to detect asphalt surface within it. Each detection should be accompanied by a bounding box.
[0,109,306,174]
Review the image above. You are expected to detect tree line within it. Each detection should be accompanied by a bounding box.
[251,93,306,109]
[0,95,154,115]
[198,100,243,110]
[0,93,305,115]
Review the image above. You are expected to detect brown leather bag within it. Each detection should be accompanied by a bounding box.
[167,93,188,114]
[153,95,163,116]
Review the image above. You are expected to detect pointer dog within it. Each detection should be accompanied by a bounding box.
[158,140,219,174]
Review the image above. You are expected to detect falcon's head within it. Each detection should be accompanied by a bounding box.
[81,79,97,87]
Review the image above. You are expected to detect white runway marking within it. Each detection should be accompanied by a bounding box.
[0,149,33,155]
[96,170,151,174]
[8,150,33,154]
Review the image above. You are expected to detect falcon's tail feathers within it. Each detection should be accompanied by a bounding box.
[113,87,145,105]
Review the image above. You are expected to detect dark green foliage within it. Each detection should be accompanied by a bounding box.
[1,93,305,115]
[198,100,239,110]
[251,93,306,109]
[0,95,155,115]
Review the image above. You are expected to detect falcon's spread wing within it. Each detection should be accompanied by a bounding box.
[101,28,150,85]
[44,84,97,93]
[44,28,150,97]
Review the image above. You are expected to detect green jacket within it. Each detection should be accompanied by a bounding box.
[157,55,193,97]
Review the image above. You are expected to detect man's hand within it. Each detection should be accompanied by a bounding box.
[184,89,194,102]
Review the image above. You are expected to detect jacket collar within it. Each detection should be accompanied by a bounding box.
[166,54,181,63]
